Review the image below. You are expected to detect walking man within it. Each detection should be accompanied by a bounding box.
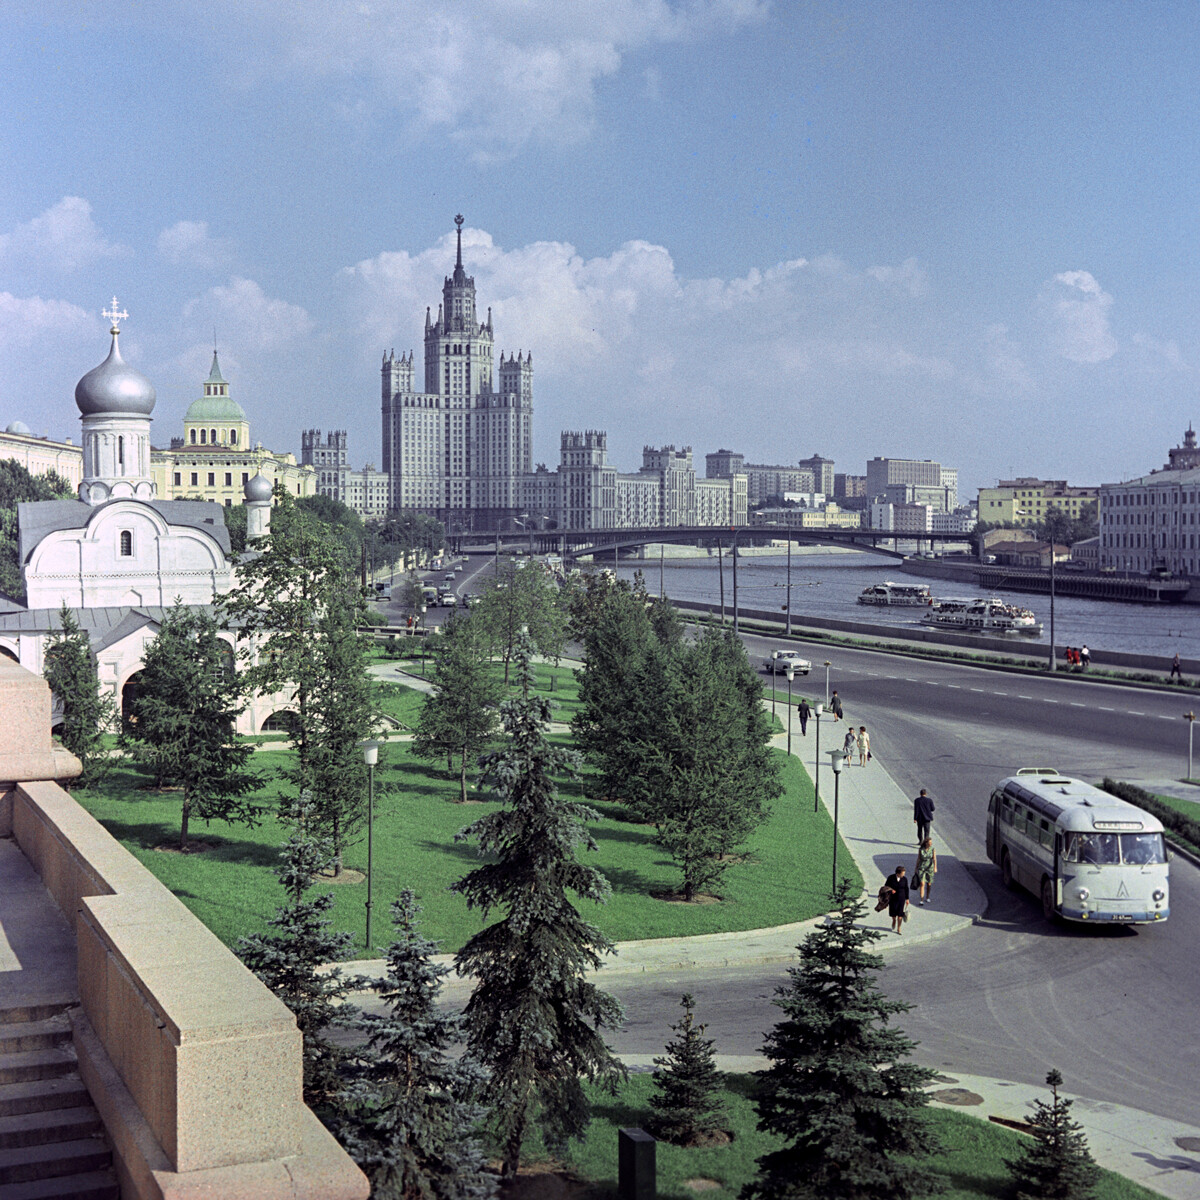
[1080,644,1090,670]
[914,788,935,845]
[830,690,843,722]
[797,697,810,736]
[1170,653,1183,682]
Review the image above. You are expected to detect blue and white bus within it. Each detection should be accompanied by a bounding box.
[986,770,1169,924]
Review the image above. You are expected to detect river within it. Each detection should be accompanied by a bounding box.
[614,549,1200,659]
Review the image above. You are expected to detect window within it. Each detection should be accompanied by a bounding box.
[119,530,133,557]
[173,472,181,486]
[200,429,206,445]
[242,473,249,485]
[207,473,215,487]
[225,473,232,487]
[191,472,198,486]
[210,429,217,444]
[230,429,238,445]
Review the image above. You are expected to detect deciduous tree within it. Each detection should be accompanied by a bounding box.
[453,635,625,1181]
[743,880,941,1200]
[125,601,261,850]
[474,557,566,684]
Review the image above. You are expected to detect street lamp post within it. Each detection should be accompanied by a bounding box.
[718,541,725,623]
[824,660,832,706]
[786,665,795,756]
[1186,712,1196,781]
[829,748,845,893]
[813,703,824,813]
[360,739,382,950]
[732,534,739,635]
[785,537,792,636]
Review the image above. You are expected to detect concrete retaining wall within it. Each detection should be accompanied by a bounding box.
[0,660,368,1200]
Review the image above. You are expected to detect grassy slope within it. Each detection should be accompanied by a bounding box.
[564,1075,1163,1200]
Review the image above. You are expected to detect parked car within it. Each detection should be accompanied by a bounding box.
[763,649,812,675]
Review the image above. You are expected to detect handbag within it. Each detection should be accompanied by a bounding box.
[875,885,893,912]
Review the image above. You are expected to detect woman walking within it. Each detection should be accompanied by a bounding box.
[884,865,910,934]
[914,837,937,905]
[856,725,870,766]
[842,727,856,763]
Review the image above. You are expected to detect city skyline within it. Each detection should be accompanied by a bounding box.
[4,3,1200,498]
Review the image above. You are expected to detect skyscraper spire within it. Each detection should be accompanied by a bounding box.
[455,213,464,268]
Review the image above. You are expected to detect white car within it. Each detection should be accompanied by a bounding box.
[763,649,812,675]
[440,591,457,607]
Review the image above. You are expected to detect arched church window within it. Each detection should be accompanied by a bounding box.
[200,429,206,445]
[210,429,218,444]
[117,436,125,471]
[230,429,238,445]
[190,429,197,444]
[119,530,133,557]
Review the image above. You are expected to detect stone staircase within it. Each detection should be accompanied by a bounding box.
[0,1003,117,1200]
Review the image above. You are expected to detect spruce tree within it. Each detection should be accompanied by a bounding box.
[412,612,501,802]
[43,603,115,787]
[335,891,496,1200]
[743,879,942,1200]
[647,993,728,1147]
[1006,1070,1100,1200]
[236,802,366,1108]
[125,601,262,850]
[453,634,625,1182]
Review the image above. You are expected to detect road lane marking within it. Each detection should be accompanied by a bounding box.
[1043,699,1059,704]
[1070,702,1086,708]
[947,684,961,689]
[1017,695,1032,699]
[1129,711,1145,716]
[1098,706,1115,712]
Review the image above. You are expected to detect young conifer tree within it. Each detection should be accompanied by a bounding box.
[743,879,942,1200]
[412,612,501,802]
[43,603,115,787]
[1006,1070,1100,1200]
[647,993,728,1147]
[335,891,496,1200]
[236,800,366,1108]
[125,601,262,850]
[453,634,625,1182]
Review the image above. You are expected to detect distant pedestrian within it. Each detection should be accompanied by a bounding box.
[884,865,910,934]
[914,788,935,844]
[857,725,870,766]
[797,697,810,736]
[914,838,937,905]
[830,690,843,722]
[843,728,857,763]
[1080,644,1090,670]
[1170,653,1183,682]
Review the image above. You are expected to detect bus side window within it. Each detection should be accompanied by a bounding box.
[1000,796,1013,825]
[1012,805,1027,835]
[1038,818,1052,849]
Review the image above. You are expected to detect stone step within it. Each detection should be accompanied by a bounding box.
[0,1168,119,1200]
[0,1110,102,1152]
[0,1009,69,1031]
[0,1056,75,1089]
[0,1021,70,1058]
[0,1138,111,1186]
[0,1080,90,1121]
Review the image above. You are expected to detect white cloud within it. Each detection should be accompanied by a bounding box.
[0,198,126,273]
[183,277,313,351]
[157,221,234,270]
[867,257,927,297]
[1133,331,1186,370]
[1038,270,1117,364]
[193,0,767,161]
[0,292,95,348]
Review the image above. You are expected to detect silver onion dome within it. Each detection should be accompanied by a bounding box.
[244,473,273,502]
[75,311,156,417]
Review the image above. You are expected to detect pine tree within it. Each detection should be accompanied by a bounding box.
[742,880,942,1200]
[236,803,366,1108]
[43,603,115,787]
[125,601,262,850]
[335,891,496,1200]
[453,634,625,1182]
[412,613,501,803]
[1006,1070,1100,1200]
[647,993,728,1147]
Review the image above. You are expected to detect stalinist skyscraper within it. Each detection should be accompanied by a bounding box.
[380,215,534,531]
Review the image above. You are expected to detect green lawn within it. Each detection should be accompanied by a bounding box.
[373,681,427,730]
[559,1075,1162,1200]
[72,738,856,955]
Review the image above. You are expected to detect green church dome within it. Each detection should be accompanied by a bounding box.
[185,350,245,422]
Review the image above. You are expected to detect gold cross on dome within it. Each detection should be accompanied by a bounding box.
[102,297,128,329]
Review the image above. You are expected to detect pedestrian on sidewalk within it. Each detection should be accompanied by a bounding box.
[914,788,935,844]
[830,690,843,721]
[797,697,810,736]
[914,838,937,905]
[857,725,870,766]
[1080,644,1090,670]
[842,727,856,763]
[1170,653,1183,682]
[884,865,910,934]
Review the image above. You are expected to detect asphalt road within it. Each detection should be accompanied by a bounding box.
[608,631,1200,1126]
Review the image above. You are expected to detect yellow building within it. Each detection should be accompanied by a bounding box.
[977,478,1098,526]
[0,422,83,488]
[151,352,315,507]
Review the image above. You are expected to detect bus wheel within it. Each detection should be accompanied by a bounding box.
[1000,849,1013,890]
[1041,877,1057,923]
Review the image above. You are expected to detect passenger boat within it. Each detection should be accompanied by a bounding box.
[857,581,933,606]
[921,597,1042,635]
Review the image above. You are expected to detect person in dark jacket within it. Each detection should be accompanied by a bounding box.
[830,690,843,722]
[884,865,910,934]
[913,788,935,845]
[797,697,810,736]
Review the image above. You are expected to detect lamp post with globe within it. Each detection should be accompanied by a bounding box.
[828,748,845,892]
[359,739,383,950]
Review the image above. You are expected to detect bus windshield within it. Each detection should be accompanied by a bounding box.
[1063,831,1165,865]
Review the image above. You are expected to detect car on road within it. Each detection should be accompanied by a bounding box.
[763,649,812,675]
[440,590,457,607]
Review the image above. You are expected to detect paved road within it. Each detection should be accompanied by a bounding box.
[611,632,1200,1128]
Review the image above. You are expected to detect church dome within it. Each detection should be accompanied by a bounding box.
[5,420,31,434]
[186,393,246,422]
[244,473,273,502]
[76,324,156,417]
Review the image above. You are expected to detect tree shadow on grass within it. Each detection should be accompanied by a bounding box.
[93,815,282,869]
[591,825,657,848]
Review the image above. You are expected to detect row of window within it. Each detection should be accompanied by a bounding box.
[174,471,251,488]
[189,427,240,446]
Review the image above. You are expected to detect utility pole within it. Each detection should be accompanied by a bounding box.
[785,536,792,636]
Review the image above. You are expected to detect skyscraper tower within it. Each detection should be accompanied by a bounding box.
[381,215,534,530]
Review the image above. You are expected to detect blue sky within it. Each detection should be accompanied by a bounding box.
[3,1,1199,499]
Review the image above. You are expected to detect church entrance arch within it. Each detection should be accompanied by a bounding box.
[0,643,17,663]
[120,671,145,730]
[261,709,299,735]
